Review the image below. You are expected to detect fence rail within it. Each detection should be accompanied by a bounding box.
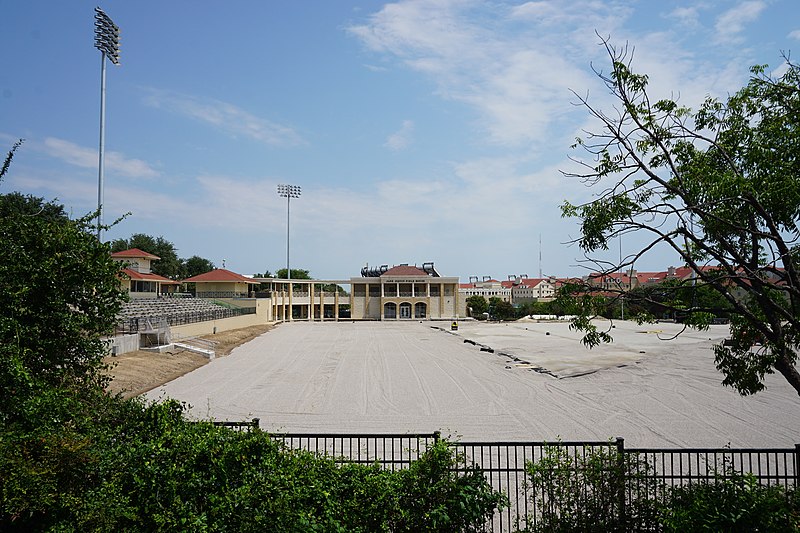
[259,431,798,532]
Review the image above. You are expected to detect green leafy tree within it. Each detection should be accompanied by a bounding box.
[181,255,215,279]
[275,268,311,292]
[625,278,733,321]
[466,295,489,318]
[0,140,126,403]
[561,40,800,396]
[110,233,182,279]
[275,267,311,279]
[493,300,517,321]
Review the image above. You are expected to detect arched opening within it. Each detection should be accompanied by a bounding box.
[414,302,427,319]
[399,302,412,319]
[384,302,397,319]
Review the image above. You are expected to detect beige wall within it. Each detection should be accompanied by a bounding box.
[349,278,462,320]
[171,312,267,339]
[196,281,248,293]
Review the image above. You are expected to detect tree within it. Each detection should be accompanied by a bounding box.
[486,296,516,321]
[492,299,517,321]
[275,268,310,280]
[561,39,800,396]
[110,233,182,279]
[466,295,489,318]
[625,278,733,321]
[0,141,125,398]
[181,255,215,279]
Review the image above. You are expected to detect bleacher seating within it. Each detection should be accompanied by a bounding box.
[116,297,252,334]
[119,297,228,320]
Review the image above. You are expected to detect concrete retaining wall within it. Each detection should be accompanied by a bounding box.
[107,333,139,355]
[171,305,268,339]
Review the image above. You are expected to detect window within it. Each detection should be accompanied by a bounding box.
[132,280,157,293]
[369,285,381,297]
[384,302,397,319]
[354,284,366,296]
[430,285,440,296]
[414,302,427,318]
[399,302,412,319]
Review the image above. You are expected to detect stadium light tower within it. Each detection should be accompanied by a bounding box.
[94,6,121,239]
[277,184,301,281]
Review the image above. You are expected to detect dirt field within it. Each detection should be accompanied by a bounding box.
[104,324,273,398]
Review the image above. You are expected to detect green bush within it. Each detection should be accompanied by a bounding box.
[521,444,799,533]
[521,443,661,532]
[660,469,800,532]
[392,440,507,532]
[1,394,505,532]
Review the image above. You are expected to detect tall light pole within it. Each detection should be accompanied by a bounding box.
[94,7,121,240]
[277,184,301,281]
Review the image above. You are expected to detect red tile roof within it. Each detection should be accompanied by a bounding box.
[120,268,177,284]
[182,268,261,284]
[381,265,428,277]
[111,248,160,260]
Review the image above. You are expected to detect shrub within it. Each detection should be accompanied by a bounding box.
[1,395,505,532]
[660,469,800,532]
[521,443,661,532]
[391,440,507,532]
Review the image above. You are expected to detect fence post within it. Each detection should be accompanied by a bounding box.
[433,430,441,444]
[252,417,260,429]
[795,443,800,488]
[616,437,626,527]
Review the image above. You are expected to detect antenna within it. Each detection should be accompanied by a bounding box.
[538,233,542,278]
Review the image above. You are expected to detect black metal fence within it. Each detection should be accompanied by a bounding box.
[255,431,798,532]
[117,306,256,334]
[273,432,442,472]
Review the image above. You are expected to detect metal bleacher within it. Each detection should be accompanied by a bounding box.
[116,297,253,335]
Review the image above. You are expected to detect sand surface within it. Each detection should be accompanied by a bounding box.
[105,324,273,398]
[146,320,800,448]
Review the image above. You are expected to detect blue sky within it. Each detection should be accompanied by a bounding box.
[2,1,798,281]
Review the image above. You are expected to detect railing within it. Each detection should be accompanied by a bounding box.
[117,306,256,334]
[195,291,250,298]
[213,418,260,430]
[273,432,442,473]
[235,430,798,532]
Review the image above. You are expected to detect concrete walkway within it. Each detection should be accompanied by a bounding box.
[147,320,800,447]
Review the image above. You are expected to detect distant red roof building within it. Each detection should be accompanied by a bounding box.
[182,268,261,284]
[381,265,429,277]
[111,248,160,260]
[119,268,177,284]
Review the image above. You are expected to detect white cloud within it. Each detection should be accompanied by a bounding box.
[667,5,702,27]
[385,120,415,150]
[348,1,633,146]
[143,89,305,147]
[714,1,766,44]
[789,29,800,40]
[42,137,159,179]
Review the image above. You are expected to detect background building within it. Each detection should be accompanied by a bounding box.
[350,263,461,320]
